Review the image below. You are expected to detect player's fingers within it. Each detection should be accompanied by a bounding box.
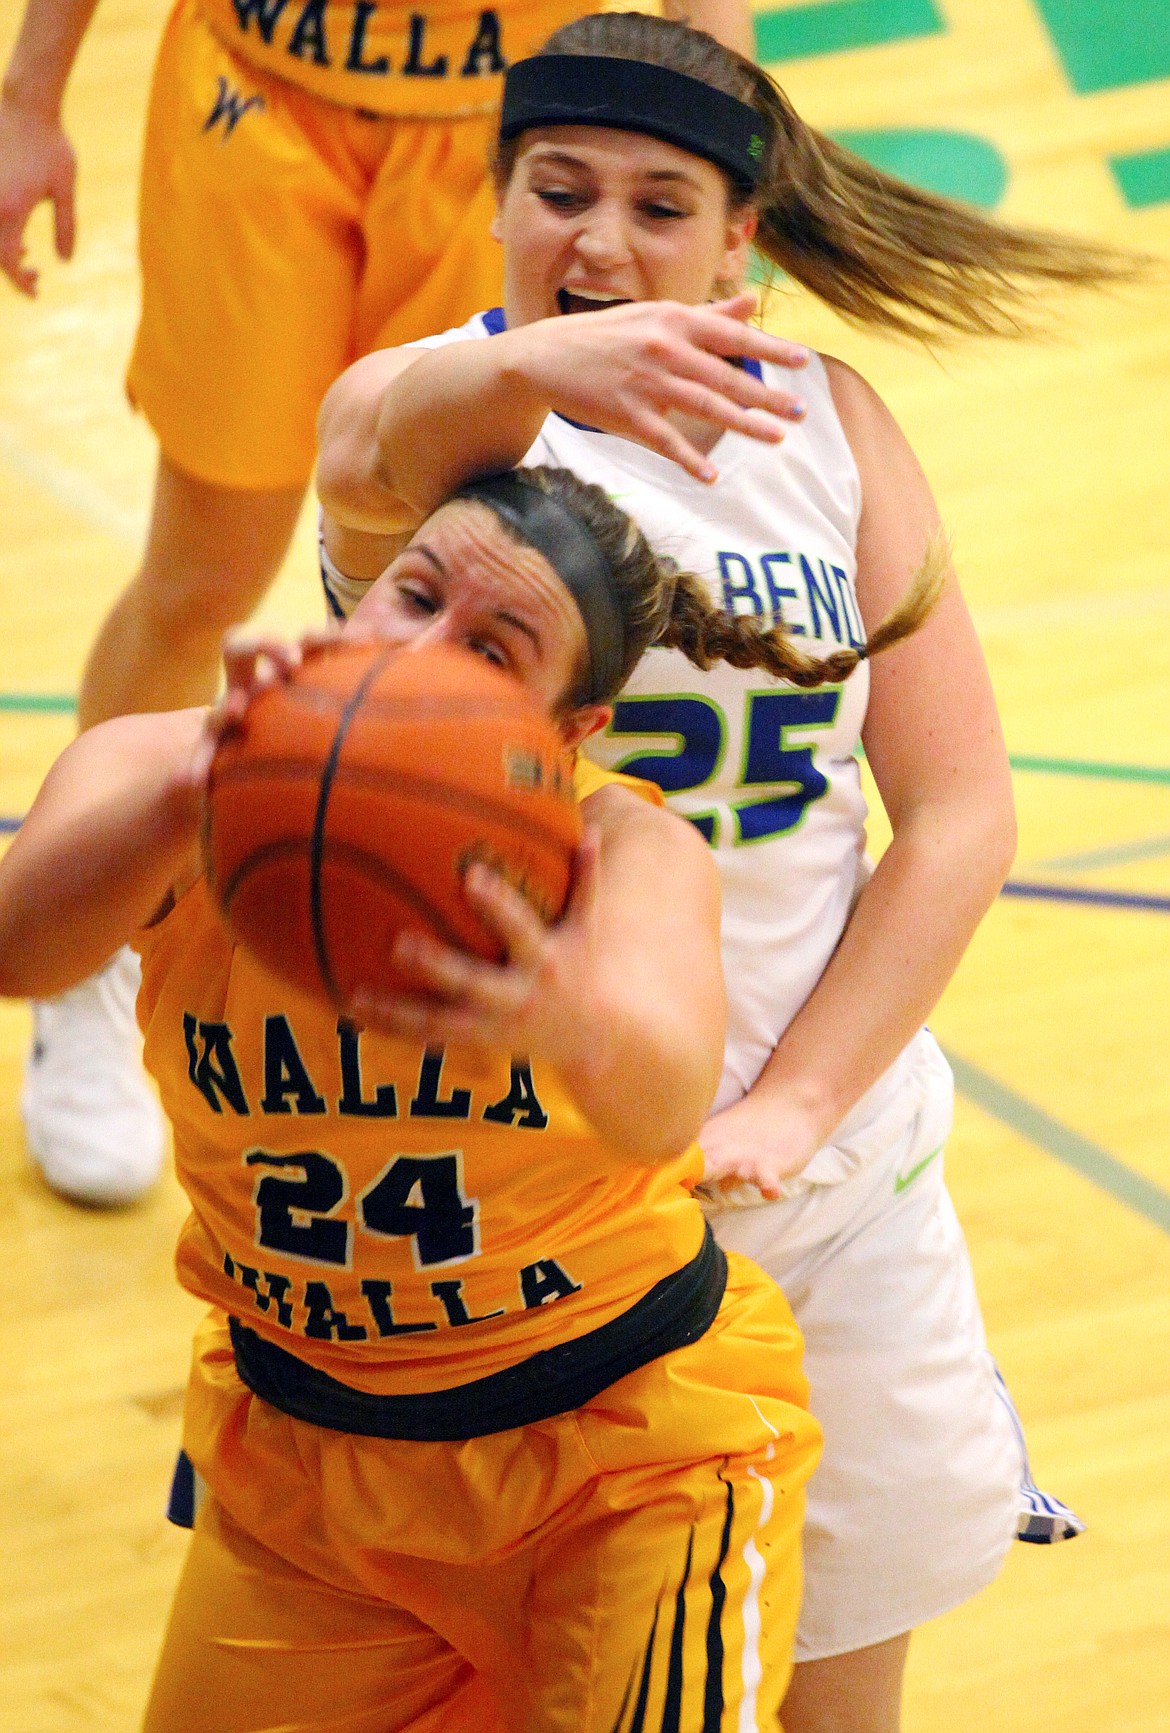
[709,1154,783,1201]
[461,864,549,965]
[206,685,250,740]
[622,410,724,484]
[657,376,792,443]
[348,988,434,1038]
[647,339,806,420]
[706,290,758,321]
[298,624,343,658]
[0,228,36,296]
[393,927,537,1020]
[222,632,302,693]
[391,931,479,1000]
[700,299,811,370]
[350,988,493,1051]
[51,170,76,261]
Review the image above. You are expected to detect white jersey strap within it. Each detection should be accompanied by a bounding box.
[318,509,373,621]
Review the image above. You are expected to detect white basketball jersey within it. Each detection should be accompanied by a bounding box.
[412,313,948,1174]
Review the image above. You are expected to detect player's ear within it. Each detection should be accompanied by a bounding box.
[490,203,504,243]
[558,704,612,750]
[721,202,759,289]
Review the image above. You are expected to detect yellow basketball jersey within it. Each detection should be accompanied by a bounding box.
[194,0,592,117]
[136,759,706,1396]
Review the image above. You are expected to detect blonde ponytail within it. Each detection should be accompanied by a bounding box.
[534,13,1146,341]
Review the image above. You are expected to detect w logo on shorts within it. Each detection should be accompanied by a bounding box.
[203,76,266,140]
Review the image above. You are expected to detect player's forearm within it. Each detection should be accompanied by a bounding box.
[0,716,203,996]
[563,988,723,1164]
[318,336,550,533]
[748,794,1016,1141]
[2,0,102,116]
[559,801,725,1162]
[664,0,755,60]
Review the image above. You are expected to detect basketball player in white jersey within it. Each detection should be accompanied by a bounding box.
[311,17,1122,1729]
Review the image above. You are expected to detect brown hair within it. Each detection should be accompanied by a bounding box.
[505,11,1143,340]
[503,467,943,702]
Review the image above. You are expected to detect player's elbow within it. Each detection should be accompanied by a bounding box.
[960,780,1017,901]
[987,793,1018,889]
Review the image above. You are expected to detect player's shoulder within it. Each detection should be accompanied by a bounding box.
[577,763,713,876]
[48,707,201,798]
[818,353,899,431]
[573,758,664,810]
[817,352,915,473]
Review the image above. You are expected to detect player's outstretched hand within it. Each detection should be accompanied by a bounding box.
[348,832,604,1066]
[698,1089,826,1202]
[186,625,347,793]
[0,97,77,296]
[512,293,810,482]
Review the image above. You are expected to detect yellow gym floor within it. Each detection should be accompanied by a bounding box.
[1,0,1167,1727]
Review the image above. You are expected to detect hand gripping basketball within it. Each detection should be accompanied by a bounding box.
[201,637,583,1010]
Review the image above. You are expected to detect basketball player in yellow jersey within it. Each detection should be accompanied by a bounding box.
[0,465,854,1730]
[0,0,753,1205]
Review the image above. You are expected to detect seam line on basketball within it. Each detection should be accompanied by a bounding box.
[315,840,472,952]
[218,758,575,857]
[310,650,395,1008]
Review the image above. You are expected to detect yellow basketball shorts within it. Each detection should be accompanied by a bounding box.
[127,0,503,490]
[143,1255,820,1732]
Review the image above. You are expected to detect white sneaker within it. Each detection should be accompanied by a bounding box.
[21,946,167,1205]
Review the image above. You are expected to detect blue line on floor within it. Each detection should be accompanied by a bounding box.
[1001,880,1170,914]
[944,1049,1170,1235]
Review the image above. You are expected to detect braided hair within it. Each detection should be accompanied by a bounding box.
[494,466,945,704]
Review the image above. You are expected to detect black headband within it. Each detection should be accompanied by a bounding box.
[500,54,771,192]
[452,473,626,703]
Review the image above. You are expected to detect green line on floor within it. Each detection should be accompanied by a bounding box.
[0,693,76,713]
[1009,754,1170,785]
[945,1048,1170,1234]
[1040,835,1170,872]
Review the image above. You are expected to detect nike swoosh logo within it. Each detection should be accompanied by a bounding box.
[893,1144,943,1194]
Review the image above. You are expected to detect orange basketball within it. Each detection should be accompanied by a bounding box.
[202,640,582,1007]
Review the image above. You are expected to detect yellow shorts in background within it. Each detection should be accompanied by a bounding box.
[144,1256,820,1732]
[127,0,503,491]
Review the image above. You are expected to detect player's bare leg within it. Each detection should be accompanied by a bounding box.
[781,1634,912,1733]
[78,454,305,726]
[24,455,305,1205]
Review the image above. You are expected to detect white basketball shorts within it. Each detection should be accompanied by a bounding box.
[708,1048,1022,1661]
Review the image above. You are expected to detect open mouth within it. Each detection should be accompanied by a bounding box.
[555,289,634,315]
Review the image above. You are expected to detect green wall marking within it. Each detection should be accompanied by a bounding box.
[833,129,1007,207]
[1032,0,1170,93]
[1110,146,1170,209]
[945,1048,1170,1234]
[755,0,943,65]
[748,127,1007,272]
[0,693,75,714]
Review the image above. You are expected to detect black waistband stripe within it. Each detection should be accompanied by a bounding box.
[500,55,772,193]
[229,1224,727,1440]
[453,471,627,704]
